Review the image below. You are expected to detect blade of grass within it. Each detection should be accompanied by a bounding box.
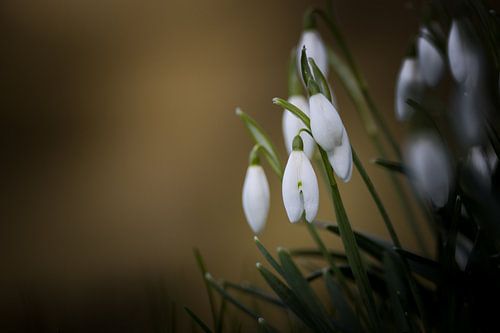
[184,307,213,333]
[194,248,218,330]
[224,281,284,307]
[372,158,406,174]
[254,237,285,276]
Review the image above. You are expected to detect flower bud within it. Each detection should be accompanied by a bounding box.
[309,93,343,151]
[242,163,270,234]
[296,30,328,81]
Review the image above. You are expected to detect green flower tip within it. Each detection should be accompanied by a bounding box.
[292,135,304,151]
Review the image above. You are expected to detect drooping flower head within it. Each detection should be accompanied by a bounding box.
[282,135,319,223]
[242,148,270,234]
[404,130,453,208]
[417,26,445,87]
[395,57,425,121]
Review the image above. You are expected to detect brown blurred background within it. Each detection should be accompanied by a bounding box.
[0,0,428,331]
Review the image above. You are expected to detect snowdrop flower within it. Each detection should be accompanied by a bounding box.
[327,128,353,182]
[466,146,493,192]
[309,93,343,151]
[296,30,328,80]
[404,131,452,208]
[282,136,319,223]
[395,57,425,121]
[448,19,482,87]
[242,153,270,234]
[418,27,445,86]
[282,95,315,158]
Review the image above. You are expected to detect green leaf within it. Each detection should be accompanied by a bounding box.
[193,248,217,330]
[315,220,389,261]
[372,158,406,174]
[278,248,338,332]
[272,97,310,129]
[300,46,315,86]
[257,263,317,330]
[224,281,284,307]
[236,108,283,177]
[254,237,285,277]
[394,248,441,282]
[382,251,416,333]
[289,248,348,262]
[324,269,363,333]
[184,307,213,333]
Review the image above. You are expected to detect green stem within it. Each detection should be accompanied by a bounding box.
[318,147,382,331]
[194,249,218,330]
[352,148,401,248]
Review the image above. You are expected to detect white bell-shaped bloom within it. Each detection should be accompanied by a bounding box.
[448,19,482,87]
[309,93,344,151]
[282,137,319,223]
[327,128,353,182]
[404,131,452,208]
[418,28,445,86]
[242,164,270,234]
[282,95,315,158]
[296,30,328,79]
[395,58,425,121]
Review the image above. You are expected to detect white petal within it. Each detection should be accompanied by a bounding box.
[282,95,315,158]
[467,146,491,191]
[418,31,445,86]
[309,93,344,151]
[299,153,319,222]
[242,165,270,234]
[448,20,468,83]
[327,128,353,182]
[404,131,452,208]
[395,58,425,121]
[282,151,304,223]
[296,30,328,79]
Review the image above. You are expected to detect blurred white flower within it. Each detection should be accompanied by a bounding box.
[282,95,315,158]
[296,30,328,79]
[448,19,482,87]
[242,164,270,234]
[451,87,486,147]
[404,131,452,208]
[282,137,319,223]
[395,58,425,121]
[418,28,445,86]
[327,128,353,182]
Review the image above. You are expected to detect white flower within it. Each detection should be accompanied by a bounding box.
[448,19,481,87]
[418,28,445,86]
[327,128,353,182]
[242,165,270,234]
[296,30,328,79]
[309,93,343,151]
[467,146,493,192]
[282,95,315,158]
[395,58,425,121]
[282,137,319,223]
[404,131,452,208]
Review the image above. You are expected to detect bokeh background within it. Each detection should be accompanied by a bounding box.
[1,0,436,331]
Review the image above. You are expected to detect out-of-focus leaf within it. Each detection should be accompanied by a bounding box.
[257,263,317,330]
[184,307,213,333]
[254,237,285,276]
[194,248,217,329]
[395,248,441,282]
[324,269,363,333]
[289,248,348,262]
[236,108,283,177]
[372,158,406,174]
[224,281,284,307]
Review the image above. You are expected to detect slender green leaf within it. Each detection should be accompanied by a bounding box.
[193,248,217,330]
[224,281,284,307]
[278,248,338,332]
[324,269,363,333]
[372,158,406,174]
[395,248,441,282]
[184,307,213,333]
[309,57,332,102]
[257,263,317,330]
[254,237,285,277]
[236,108,283,177]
